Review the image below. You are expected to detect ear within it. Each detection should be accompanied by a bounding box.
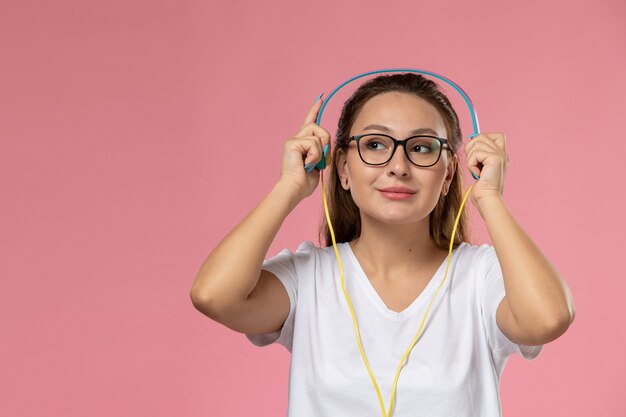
[442,153,458,196]
[336,148,350,190]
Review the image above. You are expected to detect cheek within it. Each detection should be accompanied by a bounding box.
[344,164,374,207]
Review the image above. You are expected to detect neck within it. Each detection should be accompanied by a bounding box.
[349,213,445,282]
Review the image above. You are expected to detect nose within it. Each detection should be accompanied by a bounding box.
[386,144,411,177]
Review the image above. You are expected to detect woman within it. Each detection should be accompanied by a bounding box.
[190,73,576,416]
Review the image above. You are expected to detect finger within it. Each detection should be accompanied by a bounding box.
[288,136,324,166]
[491,133,506,152]
[302,136,324,165]
[307,136,324,166]
[467,145,508,176]
[294,126,332,171]
[300,94,324,130]
[466,148,493,178]
[465,137,509,166]
[464,136,499,155]
[295,122,332,146]
[478,132,506,152]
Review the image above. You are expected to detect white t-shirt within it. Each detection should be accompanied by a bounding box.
[246,240,543,417]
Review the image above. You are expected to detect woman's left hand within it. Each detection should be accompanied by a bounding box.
[463,132,509,210]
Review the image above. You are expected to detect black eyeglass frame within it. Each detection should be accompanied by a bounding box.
[348,133,452,168]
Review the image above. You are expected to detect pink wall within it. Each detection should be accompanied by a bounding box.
[1,0,624,415]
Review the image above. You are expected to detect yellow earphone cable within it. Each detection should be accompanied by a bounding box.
[320,170,475,417]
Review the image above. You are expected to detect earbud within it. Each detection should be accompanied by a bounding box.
[314,143,331,170]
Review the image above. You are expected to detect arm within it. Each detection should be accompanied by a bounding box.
[190,95,330,315]
[190,182,300,310]
[478,195,576,346]
[465,132,575,347]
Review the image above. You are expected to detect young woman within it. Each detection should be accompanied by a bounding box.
[190,73,576,417]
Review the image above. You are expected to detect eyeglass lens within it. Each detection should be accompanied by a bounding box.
[358,135,442,166]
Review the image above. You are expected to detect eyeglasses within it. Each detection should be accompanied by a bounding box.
[348,133,451,167]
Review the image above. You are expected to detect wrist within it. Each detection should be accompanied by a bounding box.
[476,193,506,216]
[272,180,305,210]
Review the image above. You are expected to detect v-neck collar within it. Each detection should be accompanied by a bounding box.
[339,241,467,320]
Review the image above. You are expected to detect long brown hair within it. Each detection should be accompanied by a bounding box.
[319,72,472,249]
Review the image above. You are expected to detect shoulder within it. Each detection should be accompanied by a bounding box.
[266,240,335,264]
[450,242,504,287]
[268,240,317,256]
[263,241,343,279]
[454,241,496,267]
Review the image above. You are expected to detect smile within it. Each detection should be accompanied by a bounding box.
[378,187,416,200]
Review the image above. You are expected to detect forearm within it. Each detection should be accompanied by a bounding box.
[190,181,301,308]
[477,195,576,333]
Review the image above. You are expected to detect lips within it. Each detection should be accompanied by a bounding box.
[378,187,416,194]
[377,186,416,200]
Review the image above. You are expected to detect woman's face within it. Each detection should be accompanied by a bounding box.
[337,91,457,227]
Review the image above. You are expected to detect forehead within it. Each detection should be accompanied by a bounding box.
[351,92,446,136]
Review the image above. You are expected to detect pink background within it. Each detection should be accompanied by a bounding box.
[1,0,624,415]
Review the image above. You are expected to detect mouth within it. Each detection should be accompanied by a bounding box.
[377,187,416,200]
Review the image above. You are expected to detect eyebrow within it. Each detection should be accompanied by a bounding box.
[361,124,440,136]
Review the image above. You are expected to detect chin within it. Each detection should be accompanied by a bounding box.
[365,211,430,226]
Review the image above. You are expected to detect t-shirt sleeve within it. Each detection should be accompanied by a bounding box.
[478,244,543,361]
[245,241,314,352]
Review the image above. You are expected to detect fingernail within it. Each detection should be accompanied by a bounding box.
[314,92,324,104]
[304,162,315,172]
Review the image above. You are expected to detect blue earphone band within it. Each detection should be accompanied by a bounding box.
[313,67,481,180]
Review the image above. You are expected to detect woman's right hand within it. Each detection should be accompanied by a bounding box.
[278,95,331,201]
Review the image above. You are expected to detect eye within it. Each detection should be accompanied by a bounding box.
[408,137,437,153]
[410,144,432,153]
[362,136,390,151]
[366,141,386,150]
